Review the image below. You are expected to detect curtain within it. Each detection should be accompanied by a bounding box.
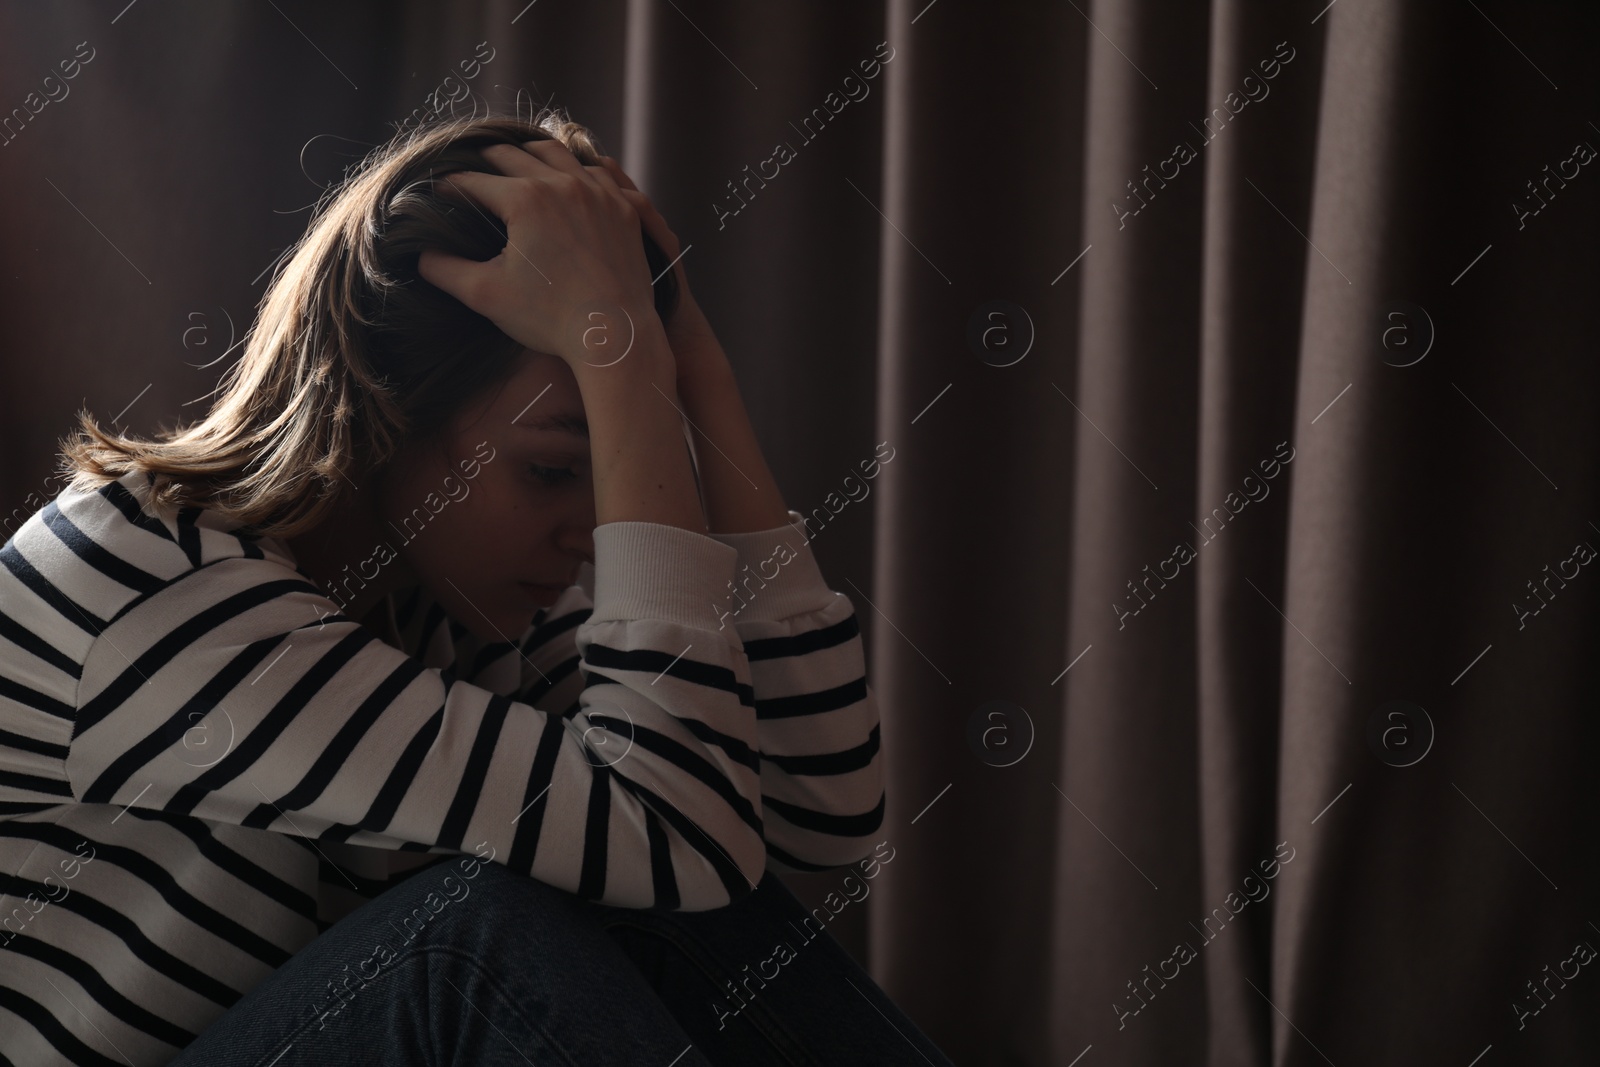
[2,1,1596,1063]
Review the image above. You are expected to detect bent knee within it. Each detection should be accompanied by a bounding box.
[379,855,599,937]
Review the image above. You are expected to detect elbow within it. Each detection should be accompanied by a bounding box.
[766,828,897,879]
[761,789,888,873]
[677,824,767,911]
[728,822,770,898]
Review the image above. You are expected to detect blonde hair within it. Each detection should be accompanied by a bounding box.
[59,109,679,539]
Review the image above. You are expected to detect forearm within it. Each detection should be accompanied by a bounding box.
[667,324,887,870]
[672,334,794,536]
[571,318,708,534]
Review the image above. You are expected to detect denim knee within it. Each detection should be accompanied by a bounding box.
[290,857,588,1030]
[369,850,609,960]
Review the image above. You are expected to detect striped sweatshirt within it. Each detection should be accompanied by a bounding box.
[0,469,884,1066]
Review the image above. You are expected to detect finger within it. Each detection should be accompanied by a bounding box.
[515,139,614,194]
[483,138,610,197]
[617,188,678,260]
[583,163,623,195]
[471,140,572,186]
[429,169,522,226]
[428,169,477,207]
[416,246,490,306]
[596,155,640,193]
[617,188,657,226]
[480,139,601,187]
[618,188,668,234]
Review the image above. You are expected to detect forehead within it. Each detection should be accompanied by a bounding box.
[498,351,587,436]
[514,410,588,438]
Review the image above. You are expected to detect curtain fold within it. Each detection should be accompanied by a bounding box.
[1191,3,1321,1063]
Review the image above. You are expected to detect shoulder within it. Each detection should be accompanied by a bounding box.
[2,471,314,656]
[9,471,296,583]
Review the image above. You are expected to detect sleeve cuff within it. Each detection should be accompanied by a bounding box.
[588,520,741,630]
[706,509,837,624]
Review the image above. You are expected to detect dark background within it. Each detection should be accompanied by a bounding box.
[2,1,1598,1064]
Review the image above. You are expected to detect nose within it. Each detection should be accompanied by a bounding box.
[553,487,596,569]
[556,522,595,568]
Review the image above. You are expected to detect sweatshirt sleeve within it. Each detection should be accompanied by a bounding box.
[705,510,886,873]
[63,520,766,911]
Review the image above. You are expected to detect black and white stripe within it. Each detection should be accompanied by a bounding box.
[0,473,883,1064]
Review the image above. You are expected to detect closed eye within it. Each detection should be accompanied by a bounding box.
[528,464,579,486]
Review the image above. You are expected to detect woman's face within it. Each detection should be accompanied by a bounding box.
[376,350,596,643]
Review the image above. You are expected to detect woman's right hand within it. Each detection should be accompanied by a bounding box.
[416,139,657,366]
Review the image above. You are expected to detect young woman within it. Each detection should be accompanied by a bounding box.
[0,113,953,1066]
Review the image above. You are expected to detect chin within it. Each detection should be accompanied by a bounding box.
[464,611,535,643]
[437,581,553,642]
[437,588,536,643]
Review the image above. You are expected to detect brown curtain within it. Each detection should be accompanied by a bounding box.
[3,1,1597,1064]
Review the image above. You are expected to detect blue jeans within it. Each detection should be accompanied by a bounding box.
[167,854,956,1066]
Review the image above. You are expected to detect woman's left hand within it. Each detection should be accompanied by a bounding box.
[590,156,723,379]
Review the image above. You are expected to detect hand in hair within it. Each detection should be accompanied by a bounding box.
[589,156,696,310]
[417,139,658,366]
[590,154,724,382]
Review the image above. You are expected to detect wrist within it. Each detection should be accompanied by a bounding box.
[669,321,731,388]
[561,298,676,378]
[568,320,706,534]
[675,349,735,405]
